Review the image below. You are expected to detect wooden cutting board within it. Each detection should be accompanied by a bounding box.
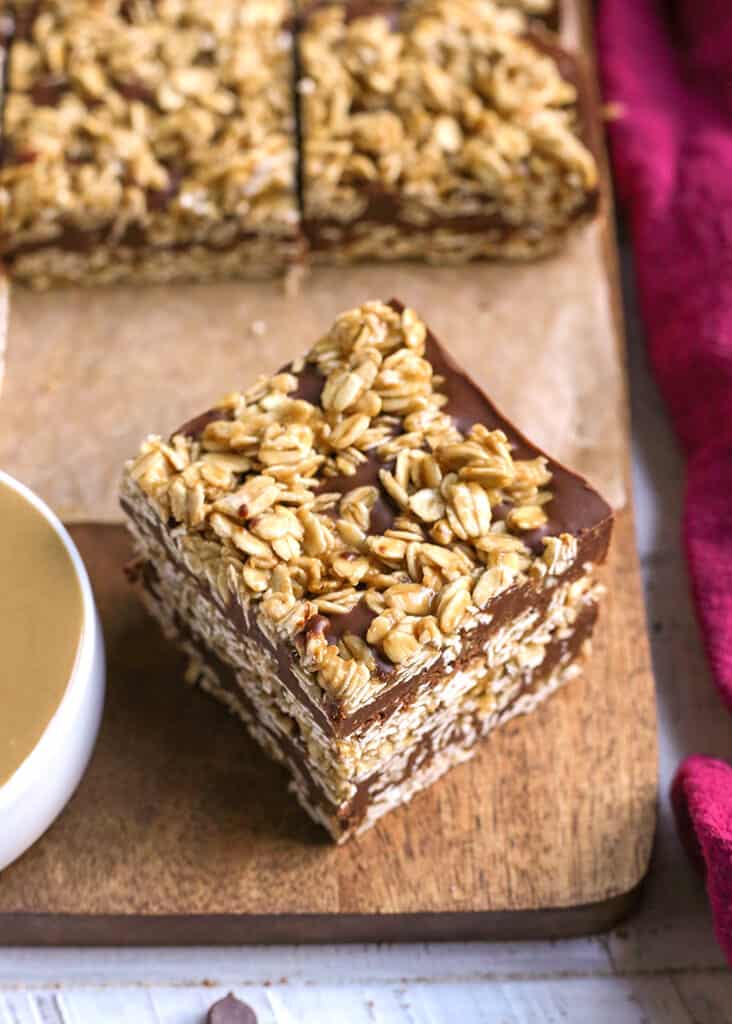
[0,2,657,943]
[0,511,655,944]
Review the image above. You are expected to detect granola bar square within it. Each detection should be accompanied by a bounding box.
[0,0,300,287]
[298,0,596,263]
[121,299,612,842]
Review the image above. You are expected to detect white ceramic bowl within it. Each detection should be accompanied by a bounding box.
[0,471,105,871]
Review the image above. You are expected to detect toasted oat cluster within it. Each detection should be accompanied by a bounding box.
[127,300,572,699]
[122,300,612,841]
[0,0,298,285]
[299,0,597,261]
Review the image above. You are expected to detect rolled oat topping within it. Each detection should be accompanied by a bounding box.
[0,0,297,254]
[126,300,583,707]
[299,0,596,231]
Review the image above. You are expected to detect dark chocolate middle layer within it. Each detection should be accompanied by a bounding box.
[337,599,597,833]
[0,223,300,260]
[303,193,598,252]
[124,492,607,742]
[142,560,597,838]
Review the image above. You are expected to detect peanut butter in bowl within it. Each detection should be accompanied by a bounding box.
[0,471,104,870]
[0,478,84,785]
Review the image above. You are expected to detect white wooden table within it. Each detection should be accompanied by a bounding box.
[1,251,731,1022]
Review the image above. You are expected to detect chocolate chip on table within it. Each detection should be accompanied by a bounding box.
[206,993,258,1024]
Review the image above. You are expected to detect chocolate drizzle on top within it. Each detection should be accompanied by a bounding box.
[147,167,183,212]
[115,78,156,104]
[291,362,325,405]
[390,299,612,554]
[292,301,611,561]
[175,406,233,438]
[29,74,68,108]
[319,456,400,534]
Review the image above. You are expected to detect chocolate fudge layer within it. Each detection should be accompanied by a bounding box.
[298,0,597,264]
[0,0,300,287]
[121,300,612,841]
[139,554,599,839]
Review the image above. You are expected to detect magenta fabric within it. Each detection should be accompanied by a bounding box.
[597,0,732,962]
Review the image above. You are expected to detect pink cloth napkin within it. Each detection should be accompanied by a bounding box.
[597,0,732,963]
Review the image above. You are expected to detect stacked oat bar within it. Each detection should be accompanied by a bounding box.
[121,300,612,841]
[0,0,596,286]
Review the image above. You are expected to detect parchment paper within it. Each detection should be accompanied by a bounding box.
[0,222,626,521]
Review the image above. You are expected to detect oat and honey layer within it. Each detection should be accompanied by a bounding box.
[0,0,299,287]
[298,0,597,262]
[122,301,611,839]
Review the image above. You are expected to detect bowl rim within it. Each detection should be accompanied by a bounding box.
[0,470,99,807]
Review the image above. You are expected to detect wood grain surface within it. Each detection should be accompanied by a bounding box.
[0,508,656,944]
[0,0,658,944]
